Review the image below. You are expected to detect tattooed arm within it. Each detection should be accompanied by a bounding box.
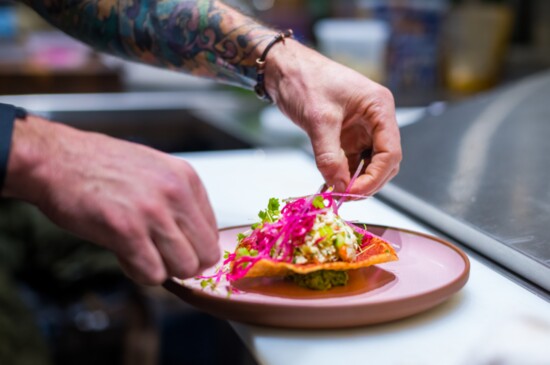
[21,0,402,195]
[23,0,275,88]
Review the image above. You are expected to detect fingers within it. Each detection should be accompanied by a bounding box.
[149,165,220,282]
[350,153,400,196]
[114,160,220,285]
[174,212,220,274]
[168,162,220,274]
[349,134,401,196]
[115,238,168,286]
[116,213,220,286]
[356,133,400,195]
[308,118,351,192]
[153,226,200,280]
[116,208,220,285]
[349,87,402,196]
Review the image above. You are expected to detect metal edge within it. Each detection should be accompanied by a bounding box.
[378,183,550,298]
[0,90,245,113]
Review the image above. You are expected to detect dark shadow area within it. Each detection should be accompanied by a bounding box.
[0,200,258,365]
[47,109,253,153]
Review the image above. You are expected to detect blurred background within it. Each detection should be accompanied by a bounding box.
[2,0,550,101]
[0,0,549,364]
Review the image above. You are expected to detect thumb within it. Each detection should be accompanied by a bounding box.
[309,123,350,192]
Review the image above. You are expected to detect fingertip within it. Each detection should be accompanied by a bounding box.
[118,256,168,286]
[170,254,200,279]
[349,164,382,195]
[349,175,377,196]
[350,164,396,196]
[201,248,222,270]
[147,267,169,286]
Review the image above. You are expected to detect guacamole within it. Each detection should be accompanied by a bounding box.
[287,270,349,290]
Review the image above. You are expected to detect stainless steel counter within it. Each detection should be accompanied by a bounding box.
[380,70,550,294]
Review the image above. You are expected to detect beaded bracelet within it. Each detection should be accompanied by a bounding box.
[0,103,27,192]
[254,29,293,103]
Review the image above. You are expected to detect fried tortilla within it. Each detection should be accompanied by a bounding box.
[235,235,398,278]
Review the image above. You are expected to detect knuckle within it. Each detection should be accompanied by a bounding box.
[396,152,403,165]
[161,176,185,202]
[137,198,164,221]
[105,213,142,248]
[187,172,205,196]
[392,165,401,177]
[364,86,395,117]
[173,162,205,199]
[315,151,342,170]
[375,85,395,103]
[178,160,199,181]
[153,160,199,202]
[389,148,403,166]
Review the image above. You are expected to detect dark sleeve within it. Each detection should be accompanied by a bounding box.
[0,104,27,192]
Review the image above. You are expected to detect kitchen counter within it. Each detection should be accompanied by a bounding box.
[177,148,550,365]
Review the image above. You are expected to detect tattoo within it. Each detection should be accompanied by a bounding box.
[23,0,275,87]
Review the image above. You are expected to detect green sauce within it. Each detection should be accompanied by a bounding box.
[287,270,349,290]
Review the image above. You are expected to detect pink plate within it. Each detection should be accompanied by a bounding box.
[164,224,470,329]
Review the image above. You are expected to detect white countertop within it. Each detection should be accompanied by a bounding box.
[177,149,550,365]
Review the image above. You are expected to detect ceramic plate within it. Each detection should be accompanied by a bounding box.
[164,224,470,329]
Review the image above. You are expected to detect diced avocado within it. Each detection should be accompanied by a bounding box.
[286,270,349,290]
[334,233,346,248]
[236,247,251,258]
[318,225,334,238]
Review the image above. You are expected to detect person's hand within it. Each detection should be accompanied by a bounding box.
[4,115,220,285]
[265,40,402,195]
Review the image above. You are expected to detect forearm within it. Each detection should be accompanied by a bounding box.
[23,0,276,87]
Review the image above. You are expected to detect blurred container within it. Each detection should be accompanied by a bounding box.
[252,0,314,42]
[314,18,390,83]
[363,0,448,93]
[0,4,17,39]
[444,3,513,94]
[533,0,550,64]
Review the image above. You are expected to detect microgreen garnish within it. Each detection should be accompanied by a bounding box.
[258,197,280,223]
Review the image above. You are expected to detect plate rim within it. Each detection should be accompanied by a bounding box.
[163,224,470,327]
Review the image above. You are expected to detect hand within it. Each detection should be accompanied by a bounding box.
[4,116,220,285]
[266,40,402,196]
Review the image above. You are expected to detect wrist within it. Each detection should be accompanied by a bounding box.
[262,38,308,105]
[3,115,51,204]
[253,29,294,102]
